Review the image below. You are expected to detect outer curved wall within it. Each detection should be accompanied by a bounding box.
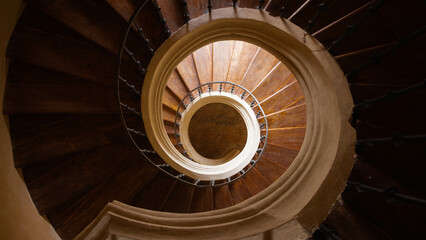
[0,1,60,239]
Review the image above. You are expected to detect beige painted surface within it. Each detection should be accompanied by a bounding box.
[0,0,60,239]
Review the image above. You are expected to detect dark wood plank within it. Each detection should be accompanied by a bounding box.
[255,158,286,183]
[162,181,195,213]
[10,114,126,168]
[132,172,177,211]
[212,40,235,90]
[24,0,126,53]
[262,143,299,169]
[228,178,251,204]
[243,168,270,196]
[26,141,138,214]
[167,70,190,101]
[48,161,158,240]
[187,0,208,19]
[157,0,185,32]
[190,187,213,212]
[163,86,181,111]
[213,185,233,210]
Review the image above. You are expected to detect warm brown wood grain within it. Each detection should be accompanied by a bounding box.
[176,54,201,90]
[163,86,181,111]
[131,172,176,211]
[243,168,270,195]
[193,43,213,88]
[228,178,251,204]
[255,158,286,183]
[157,0,185,32]
[10,114,125,168]
[238,47,279,93]
[261,143,299,169]
[259,80,304,115]
[187,0,208,19]
[266,103,307,129]
[49,161,158,240]
[162,107,176,124]
[212,41,235,90]
[167,70,190,101]
[213,185,233,210]
[162,181,195,213]
[26,141,137,214]
[266,128,306,151]
[225,41,259,91]
[251,63,293,103]
[190,187,213,212]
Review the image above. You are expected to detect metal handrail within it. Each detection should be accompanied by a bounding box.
[172,81,269,184]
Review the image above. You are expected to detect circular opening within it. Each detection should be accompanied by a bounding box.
[188,103,247,161]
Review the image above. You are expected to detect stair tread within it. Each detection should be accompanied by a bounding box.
[243,167,271,196]
[251,63,293,103]
[167,70,190,102]
[48,160,158,240]
[255,158,287,183]
[262,143,299,169]
[228,177,252,205]
[9,113,126,168]
[190,187,213,212]
[266,103,307,129]
[26,141,138,214]
[258,79,304,115]
[176,54,201,91]
[157,0,185,32]
[267,128,306,151]
[162,181,195,213]
[131,172,177,211]
[212,41,235,87]
[193,43,213,87]
[213,185,234,210]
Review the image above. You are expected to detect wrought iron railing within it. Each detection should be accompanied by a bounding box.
[173,81,268,174]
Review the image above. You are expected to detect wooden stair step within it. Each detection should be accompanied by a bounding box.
[24,0,127,53]
[131,172,177,211]
[163,86,181,112]
[238,46,279,93]
[26,141,138,214]
[255,157,286,183]
[9,114,126,168]
[157,0,185,32]
[323,198,393,240]
[212,40,235,90]
[243,168,271,195]
[167,70,190,102]
[211,0,233,9]
[251,63,293,103]
[228,178,252,204]
[3,68,137,115]
[225,41,259,91]
[213,185,233,210]
[262,143,299,169]
[7,9,119,86]
[266,0,307,18]
[48,160,158,240]
[186,0,208,19]
[193,43,213,87]
[259,79,304,115]
[176,54,201,91]
[267,128,306,151]
[162,181,195,213]
[238,0,264,8]
[190,187,213,212]
[266,103,307,129]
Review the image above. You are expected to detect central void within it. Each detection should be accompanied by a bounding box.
[188,103,247,160]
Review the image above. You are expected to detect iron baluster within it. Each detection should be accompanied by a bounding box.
[250,100,256,107]
[208,83,212,93]
[140,149,156,154]
[346,181,426,207]
[232,0,237,8]
[346,25,426,83]
[133,20,154,55]
[230,85,235,93]
[120,102,142,117]
[181,0,190,23]
[356,134,426,147]
[198,87,202,97]
[353,79,426,120]
[219,82,223,92]
[327,0,388,53]
[127,128,147,137]
[208,0,212,12]
[258,0,265,9]
[305,0,331,34]
[152,0,171,37]
[280,0,291,18]
[124,46,146,75]
[119,76,141,96]
[240,90,246,99]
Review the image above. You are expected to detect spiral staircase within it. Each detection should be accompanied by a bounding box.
[2,0,426,239]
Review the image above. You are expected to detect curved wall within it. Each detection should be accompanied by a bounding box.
[0,1,60,239]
